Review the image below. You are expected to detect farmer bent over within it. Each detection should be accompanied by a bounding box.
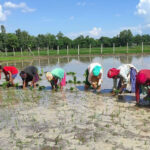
[46,68,66,90]
[0,65,18,86]
[107,64,138,95]
[20,66,39,89]
[84,63,103,92]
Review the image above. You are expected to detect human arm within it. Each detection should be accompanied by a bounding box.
[23,80,26,89]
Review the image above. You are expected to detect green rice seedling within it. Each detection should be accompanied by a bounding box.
[68,80,73,83]
[70,87,74,91]
[2,81,9,89]
[38,86,45,91]
[15,83,19,88]
[67,72,76,75]
[41,68,44,75]
[36,83,39,87]
[76,81,81,84]
[55,135,60,145]
[82,81,86,84]
[39,73,43,77]
[73,76,77,84]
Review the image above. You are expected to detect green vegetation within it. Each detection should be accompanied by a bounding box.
[0,25,150,59]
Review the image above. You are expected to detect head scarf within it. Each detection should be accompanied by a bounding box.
[136,73,146,84]
[46,72,53,81]
[20,71,27,79]
[107,68,120,78]
[92,66,102,76]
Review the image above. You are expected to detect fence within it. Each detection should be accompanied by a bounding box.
[0,42,150,57]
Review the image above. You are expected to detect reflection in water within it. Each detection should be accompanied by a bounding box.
[0,54,149,91]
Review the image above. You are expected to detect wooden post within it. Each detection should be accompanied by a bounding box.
[101,44,103,54]
[67,45,69,55]
[89,44,91,54]
[38,47,40,56]
[13,47,15,56]
[57,46,59,55]
[78,44,80,55]
[5,48,7,56]
[58,57,60,64]
[142,42,143,53]
[21,48,23,56]
[127,42,128,54]
[113,43,115,54]
[47,47,49,56]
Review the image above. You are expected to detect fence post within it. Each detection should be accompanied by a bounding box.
[113,43,115,54]
[47,47,49,56]
[13,47,15,56]
[38,47,40,56]
[127,42,128,54]
[101,44,103,54]
[142,42,143,53]
[89,44,91,54]
[5,48,7,56]
[78,44,80,55]
[57,46,59,55]
[21,48,23,56]
[67,45,69,55]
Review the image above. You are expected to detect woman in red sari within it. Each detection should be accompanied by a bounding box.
[136,69,150,104]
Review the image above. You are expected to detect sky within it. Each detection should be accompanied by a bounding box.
[0,0,150,39]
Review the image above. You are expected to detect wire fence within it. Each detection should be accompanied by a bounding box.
[0,42,150,57]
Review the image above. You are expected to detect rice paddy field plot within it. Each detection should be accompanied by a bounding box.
[0,54,150,149]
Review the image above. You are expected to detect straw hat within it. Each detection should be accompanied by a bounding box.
[46,72,53,81]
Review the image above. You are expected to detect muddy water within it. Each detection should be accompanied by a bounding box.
[0,55,150,150]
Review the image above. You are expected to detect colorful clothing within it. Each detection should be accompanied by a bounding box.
[20,66,39,83]
[113,64,137,91]
[3,66,18,75]
[87,63,103,86]
[51,68,66,87]
[51,68,65,79]
[136,69,150,103]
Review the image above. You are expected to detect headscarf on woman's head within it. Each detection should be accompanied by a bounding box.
[46,72,53,81]
[20,71,27,79]
[107,68,120,78]
[136,73,146,84]
[92,65,102,76]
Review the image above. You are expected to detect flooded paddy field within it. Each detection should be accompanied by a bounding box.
[0,54,150,150]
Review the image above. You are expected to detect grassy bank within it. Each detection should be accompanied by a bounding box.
[0,45,150,61]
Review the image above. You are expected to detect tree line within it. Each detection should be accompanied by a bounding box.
[0,25,150,52]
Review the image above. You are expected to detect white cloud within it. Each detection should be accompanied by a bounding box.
[67,27,102,39]
[77,2,86,6]
[4,2,35,13]
[136,0,150,21]
[0,4,10,21]
[89,27,101,37]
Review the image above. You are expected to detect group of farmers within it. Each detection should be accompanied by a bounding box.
[0,63,149,105]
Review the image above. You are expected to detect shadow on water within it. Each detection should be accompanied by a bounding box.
[117,95,136,103]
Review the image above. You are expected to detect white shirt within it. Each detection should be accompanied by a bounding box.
[88,63,103,86]
[113,64,138,90]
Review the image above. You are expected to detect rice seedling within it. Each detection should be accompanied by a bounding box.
[38,86,45,91]
[66,72,76,76]
[68,80,73,83]
[73,76,77,84]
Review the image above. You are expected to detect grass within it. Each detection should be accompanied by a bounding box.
[0,45,150,61]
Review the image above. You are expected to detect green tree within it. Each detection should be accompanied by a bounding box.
[119,29,133,46]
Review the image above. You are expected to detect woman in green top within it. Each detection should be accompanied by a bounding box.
[46,68,66,90]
